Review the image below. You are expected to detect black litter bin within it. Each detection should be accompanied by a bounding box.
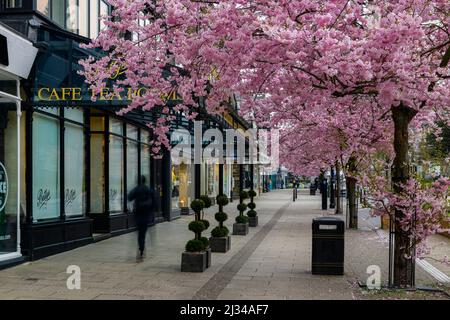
[309,184,316,195]
[312,217,344,275]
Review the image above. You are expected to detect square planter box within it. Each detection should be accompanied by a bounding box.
[205,247,212,268]
[249,216,258,227]
[233,223,249,236]
[209,236,231,253]
[181,251,207,272]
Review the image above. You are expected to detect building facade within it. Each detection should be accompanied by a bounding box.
[0,0,261,267]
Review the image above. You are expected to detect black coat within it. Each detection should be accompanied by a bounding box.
[127,184,157,223]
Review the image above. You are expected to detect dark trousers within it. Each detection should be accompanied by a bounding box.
[135,215,150,252]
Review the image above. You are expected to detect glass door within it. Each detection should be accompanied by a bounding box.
[0,75,23,263]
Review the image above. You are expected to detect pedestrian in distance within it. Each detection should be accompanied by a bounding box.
[127,175,157,261]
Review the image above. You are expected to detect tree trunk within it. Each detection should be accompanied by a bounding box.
[347,176,357,228]
[347,157,358,229]
[391,104,417,288]
[335,162,342,214]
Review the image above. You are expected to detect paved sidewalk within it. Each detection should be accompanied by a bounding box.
[0,189,447,300]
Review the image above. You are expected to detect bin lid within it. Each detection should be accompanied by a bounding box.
[313,216,343,222]
[312,216,345,232]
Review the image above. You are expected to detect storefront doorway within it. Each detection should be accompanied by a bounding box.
[0,23,37,264]
[0,72,24,264]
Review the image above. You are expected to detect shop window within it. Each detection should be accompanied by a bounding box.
[1,110,25,254]
[140,130,150,144]
[65,107,84,123]
[153,160,163,218]
[6,0,22,8]
[32,113,60,221]
[78,0,89,37]
[64,120,85,217]
[37,0,50,16]
[206,164,218,197]
[172,164,192,210]
[110,118,123,135]
[51,0,65,26]
[126,124,138,140]
[140,144,150,187]
[99,0,109,31]
[172,166,180,210]
[90,133,104,213]
[66,0,79,33]
[90,116,104,131]
[109,135,123,212]
[223,164,232,198]
[89,0,99,39]
[126,140,138,211]
[179,164,191,208]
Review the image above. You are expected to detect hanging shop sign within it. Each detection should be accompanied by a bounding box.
[35,87,182,104]
[0,24,38,78]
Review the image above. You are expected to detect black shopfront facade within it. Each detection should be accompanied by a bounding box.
[0,16,179,261]
[0,9,255,263]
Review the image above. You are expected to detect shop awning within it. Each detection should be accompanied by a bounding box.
[0,22,38,81]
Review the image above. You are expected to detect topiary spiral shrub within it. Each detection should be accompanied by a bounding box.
[247,210,257,217]
[199,195,212,229]
[247,189,257,218]
[235,215,249,224]
[185,199,208,252]
[237,203,247,213]
[185,239,204,252]
[211,194,230,238]
[236,202,248,223]
[248,202,256,210]
[199,195,212,210]
[211,226,229,237]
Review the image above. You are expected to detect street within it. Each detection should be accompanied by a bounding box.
[0,189,448,300]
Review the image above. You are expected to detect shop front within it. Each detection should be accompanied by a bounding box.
[223,163,233,199]
[0,22,37,266]
[172,162,195,215]
[14,22,169,260]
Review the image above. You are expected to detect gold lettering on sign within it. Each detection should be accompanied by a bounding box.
[36,87,180,102]
[72,88,82,101]
[38,88,50,100]
[49,88,61,101]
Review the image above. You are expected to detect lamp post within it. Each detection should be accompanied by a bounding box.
[320,172,328,210]
[330,166,335,209]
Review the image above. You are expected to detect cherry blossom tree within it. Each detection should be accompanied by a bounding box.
[81,0,450,288]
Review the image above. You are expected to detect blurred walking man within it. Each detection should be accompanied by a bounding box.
[127,175,156,261]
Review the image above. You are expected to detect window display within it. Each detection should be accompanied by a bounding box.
[90,133,104,213]
[126,139,138,211]
[140,132,151,188]
[109,135,124,212]
[32,113,60,221]
[0,110,23,256]
[64,120,85,217]
[172,163,192,210]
